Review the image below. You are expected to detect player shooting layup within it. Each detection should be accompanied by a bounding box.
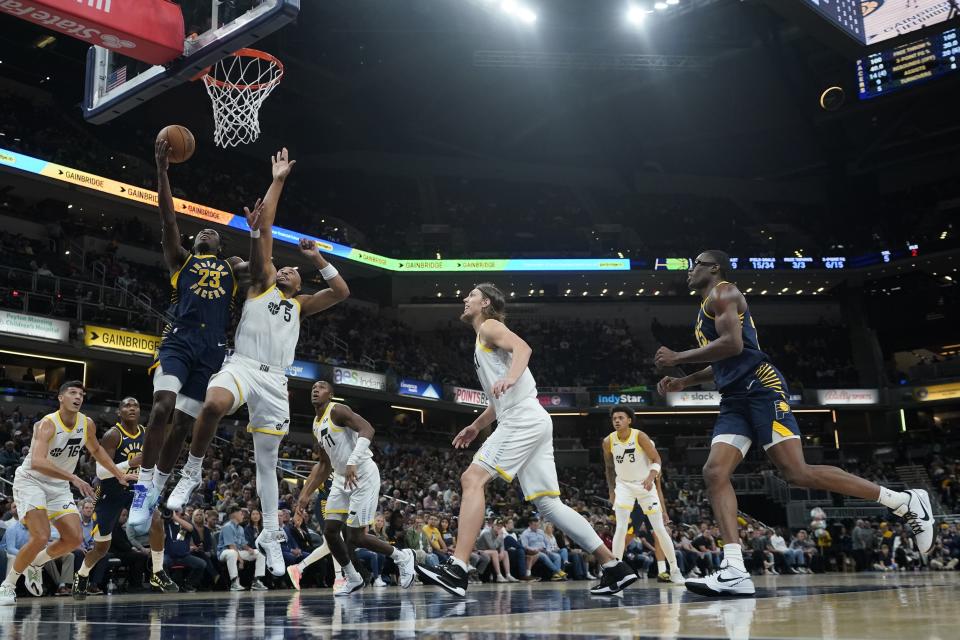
[166,149,350,578]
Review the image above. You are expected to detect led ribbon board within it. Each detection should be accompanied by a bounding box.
[0,147,628,273]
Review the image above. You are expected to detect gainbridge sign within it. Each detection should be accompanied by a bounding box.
[84,325,161,356]
[0,146,629,273]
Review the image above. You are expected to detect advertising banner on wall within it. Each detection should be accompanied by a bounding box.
[0,310,69,343]
[913,382,960,402]
[665,390,722,407]
[453,386,488,406]
[285,360,319,381]
[594,392,652,406]
[537,392,577,408]
[399,379,441,400]
[333,366,385,391]
[815,389,880,405]
[83,324,160,356]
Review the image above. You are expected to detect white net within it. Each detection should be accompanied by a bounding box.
[203,49,284,148]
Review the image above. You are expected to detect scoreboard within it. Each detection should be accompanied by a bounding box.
[857,27,960,99]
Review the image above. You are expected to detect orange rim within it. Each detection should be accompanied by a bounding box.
[203,48,284,91]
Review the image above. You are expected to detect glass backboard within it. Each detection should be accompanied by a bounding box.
[83,0,299,124]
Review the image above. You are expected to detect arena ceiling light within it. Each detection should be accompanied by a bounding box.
[626,4,650,25]
[497,0,538,24]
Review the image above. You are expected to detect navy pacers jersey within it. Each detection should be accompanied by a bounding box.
[694,282,768,392]
[99,423,144,494]
[167,253,237,335]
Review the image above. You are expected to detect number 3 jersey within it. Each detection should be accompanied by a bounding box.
[17,411,90,483]
[312,402,373,477]
[234,284,301,367]
[610,428,654,483]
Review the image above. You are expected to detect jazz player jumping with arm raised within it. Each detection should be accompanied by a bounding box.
[295,380,416,596]
[602,404,683,584]
[416,283,638,597]
[0,382,136,605]
[655,250,934,597]
[73,398,177,600]
[166,149,350,578]
[128,138,247,536]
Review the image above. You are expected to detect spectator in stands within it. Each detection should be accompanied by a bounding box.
[851,520,876,572]
[108,509,149,592]
[790,530,817,574]
[520,516,565,581]
[217,508,267,592]
[0,441,20,469]
[161,511,205,593]
[873,544,897,571]
[892,531,921,570]
[189,509,218,588]
[475,519,516,583]
[422,515,449,563]
[769,527,802,574]
[405,515,438,569]
[502,518,532,581]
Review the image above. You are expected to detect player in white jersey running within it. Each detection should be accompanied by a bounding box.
[0,381,136,605]
[416,283,638,597]
[602,404,683,584]
[165,149,350,577]
[294,380,416,596]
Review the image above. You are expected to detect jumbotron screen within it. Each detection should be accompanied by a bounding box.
[803,0,957,45]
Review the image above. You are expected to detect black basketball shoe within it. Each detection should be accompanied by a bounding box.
[415,558,469,597]
[150,570,180,593]
[590,561,640,596]
[72,573,89,601]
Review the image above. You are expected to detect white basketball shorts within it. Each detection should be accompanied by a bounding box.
[13,469,78,521]
[208,354,291,436]
[613,478,662,515]
[324,463,380,528]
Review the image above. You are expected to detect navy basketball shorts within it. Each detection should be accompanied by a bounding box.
[151,327,226,417]
[711,362,801,457]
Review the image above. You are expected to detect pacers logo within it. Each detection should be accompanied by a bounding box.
[189,260,228,300]
[774,400,791,420]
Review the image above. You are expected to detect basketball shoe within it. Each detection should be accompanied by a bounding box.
[127,483,160,537]
[589,561,639,595]
[893,489,934,554]
[166,472,201,512]
[685,559,755,597]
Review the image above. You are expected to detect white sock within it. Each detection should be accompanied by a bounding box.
[183,454,203,477]
[152,550,165,574]
[343,562,361,581]
[78,562,92,577]
[658,560,667,573]
[3,568,22,588]
[300,542,330,570]
[602,559,619,569]
[877,486,910,510]
[154,470,171,492]
[31,549,52,567]
[451,556,469,571]
[139,466,155,486]
[722,543,746,572]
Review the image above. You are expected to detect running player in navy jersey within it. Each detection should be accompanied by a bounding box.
[127,138,247,537]
[654,250,934,596]
[72,398,177,599]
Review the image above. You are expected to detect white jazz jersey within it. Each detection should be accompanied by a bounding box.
[234,284,301,367]
[610,429,653,482]
[313,403,373,476]
[474,332,537,418]
[18,411,90,482]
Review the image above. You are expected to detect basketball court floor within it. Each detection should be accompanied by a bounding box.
[1,572,954,640]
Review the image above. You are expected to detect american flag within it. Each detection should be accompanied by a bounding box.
[106,65,127,92]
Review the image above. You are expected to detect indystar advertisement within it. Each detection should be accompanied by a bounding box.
[285,360,319,381]
[666,390,721,407]
[84,324,160,356]
[333,366,385,391]
[399,379,441,400]
[537,392,577,408]
[453,386,488,406]
[595,392,651,407]
[815,389,880,406]
[0,310,69,343]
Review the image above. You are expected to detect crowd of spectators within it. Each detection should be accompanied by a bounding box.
[1,398,955,599]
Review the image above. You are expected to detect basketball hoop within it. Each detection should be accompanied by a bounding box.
[202,48,284,148]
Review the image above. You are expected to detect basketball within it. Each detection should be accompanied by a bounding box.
[157,125,195,163]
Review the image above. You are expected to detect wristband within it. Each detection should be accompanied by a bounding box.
[650,463,662,475]
[319,264,338,281]
[346,436,371,466]
[250,229,261,238]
